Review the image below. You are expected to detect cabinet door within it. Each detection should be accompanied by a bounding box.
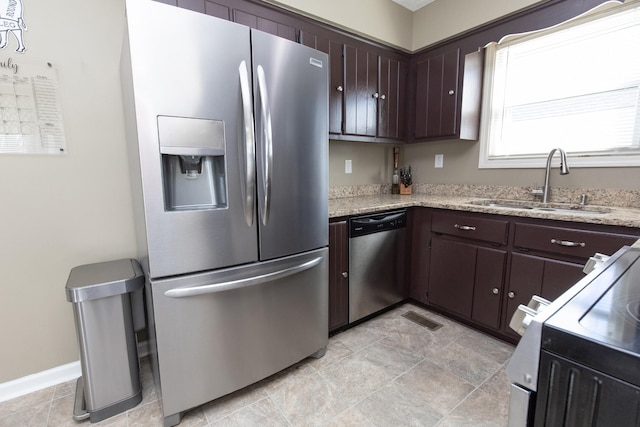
[329,221,349,331]
[343,43,377,137]
[300,31,343,135]
[414,48,460,139]
[428,238,476,318]
[505,253,583,337]
[472,248,507,329]
[234,10,297,41]
[377,56,407,139]
[408,208,431,304]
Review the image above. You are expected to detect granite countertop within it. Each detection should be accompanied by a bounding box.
[329,193,640,229]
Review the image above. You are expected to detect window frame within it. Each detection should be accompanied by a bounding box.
[478,1,640,169]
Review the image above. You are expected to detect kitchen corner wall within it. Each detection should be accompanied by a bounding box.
[0,1,135,383]
[404,140,640,191]
[329,140,397,187]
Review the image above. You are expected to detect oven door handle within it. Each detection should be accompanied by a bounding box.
[163,257,323,298]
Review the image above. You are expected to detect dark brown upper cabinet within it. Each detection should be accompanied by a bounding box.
[414,48,460,139]
[412,48,482,142]
[377,56,407,140]
[300,29,344,135]
[343,43,378,137]
[342,43,408,141]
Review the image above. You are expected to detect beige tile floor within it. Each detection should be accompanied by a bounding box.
[0,303,515,426]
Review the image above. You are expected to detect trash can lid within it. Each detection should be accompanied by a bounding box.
[65,259,144,303]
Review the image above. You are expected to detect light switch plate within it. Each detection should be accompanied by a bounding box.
[345,159,352,174]
[435,154,444,168]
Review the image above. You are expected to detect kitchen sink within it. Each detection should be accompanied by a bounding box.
[468,199,611,215]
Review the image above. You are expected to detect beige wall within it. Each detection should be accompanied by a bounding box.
[412,0,545,50]
[270,0,546,51]
[403,140,640,190]
[268,0,414,50]
[329,140,398,187]
[0,1,134,382]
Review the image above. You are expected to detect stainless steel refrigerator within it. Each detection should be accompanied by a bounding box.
[120,1,329,425]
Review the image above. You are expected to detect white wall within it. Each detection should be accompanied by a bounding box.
[0,0,135,382]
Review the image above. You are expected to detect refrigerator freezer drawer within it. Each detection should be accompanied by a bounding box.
[148,248,328,423]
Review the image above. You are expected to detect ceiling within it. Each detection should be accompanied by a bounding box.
[391,0,437,12]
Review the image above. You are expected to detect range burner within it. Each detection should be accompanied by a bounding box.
[625,299,640,325]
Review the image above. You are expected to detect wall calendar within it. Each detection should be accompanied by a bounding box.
[0,57,67,155]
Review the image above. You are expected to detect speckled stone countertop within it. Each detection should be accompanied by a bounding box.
[328,184,640,230]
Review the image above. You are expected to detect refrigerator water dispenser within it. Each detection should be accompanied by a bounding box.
[158,116,227,211]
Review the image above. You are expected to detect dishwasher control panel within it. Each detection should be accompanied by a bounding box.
[349,210,406,238]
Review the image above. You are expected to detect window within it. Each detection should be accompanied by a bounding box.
[480,1,640,168]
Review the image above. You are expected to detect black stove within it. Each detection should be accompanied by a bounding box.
[507,245,640,427]
[538,247,640,426]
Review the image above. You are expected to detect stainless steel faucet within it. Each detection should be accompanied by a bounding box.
[542,148,570,203]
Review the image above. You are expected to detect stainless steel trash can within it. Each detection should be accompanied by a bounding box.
[65,259,145,423]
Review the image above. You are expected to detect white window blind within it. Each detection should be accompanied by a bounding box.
[482,1,640,167]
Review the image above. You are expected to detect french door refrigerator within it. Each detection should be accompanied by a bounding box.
[120,1,329,425]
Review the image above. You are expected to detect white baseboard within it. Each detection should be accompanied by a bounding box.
[0,340,151,404]
[0,361,81,403]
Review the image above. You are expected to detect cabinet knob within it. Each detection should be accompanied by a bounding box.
[492,288,499,295]
[508,291,515,299]
[341,272,348,278]
[380,94,386,100]
[372,92,379,99]
[448,89,455,95]
[336,85,343,92]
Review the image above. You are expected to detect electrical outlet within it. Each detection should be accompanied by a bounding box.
[345,159,352,174]
[435,154,444,168]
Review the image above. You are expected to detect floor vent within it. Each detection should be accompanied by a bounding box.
[402,311,443,331]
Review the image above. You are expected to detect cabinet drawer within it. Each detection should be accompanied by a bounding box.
[513,223,638,259]
[432,212,508,245]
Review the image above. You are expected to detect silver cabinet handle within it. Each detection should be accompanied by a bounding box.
[448,89,455,95]
[492,288,499,295]
[337,85,343,92]
[508,291,515,299]
[454,224,476,231]
[380,94,386,100]
[550,239,586,248]
[341,272,348,278]
[164,257,323,298]
[256,65,273,226]
[238,61,256,227]
[373,92,379,99]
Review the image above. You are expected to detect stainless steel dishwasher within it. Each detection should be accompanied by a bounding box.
[349,210,406,323]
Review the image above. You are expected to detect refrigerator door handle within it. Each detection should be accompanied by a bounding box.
[256,65,273,226]
[239,60,256,227]
[163,256,323,298]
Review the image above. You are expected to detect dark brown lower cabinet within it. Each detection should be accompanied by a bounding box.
[428,238,506,329]
[428,238,475,318]
[328,221,349,332]
[421,208,639,342]
[504,252,583,339]
[471,248,507,330]
[408,208,431,304]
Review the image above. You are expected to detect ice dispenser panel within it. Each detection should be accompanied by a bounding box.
[158,116,227,211]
